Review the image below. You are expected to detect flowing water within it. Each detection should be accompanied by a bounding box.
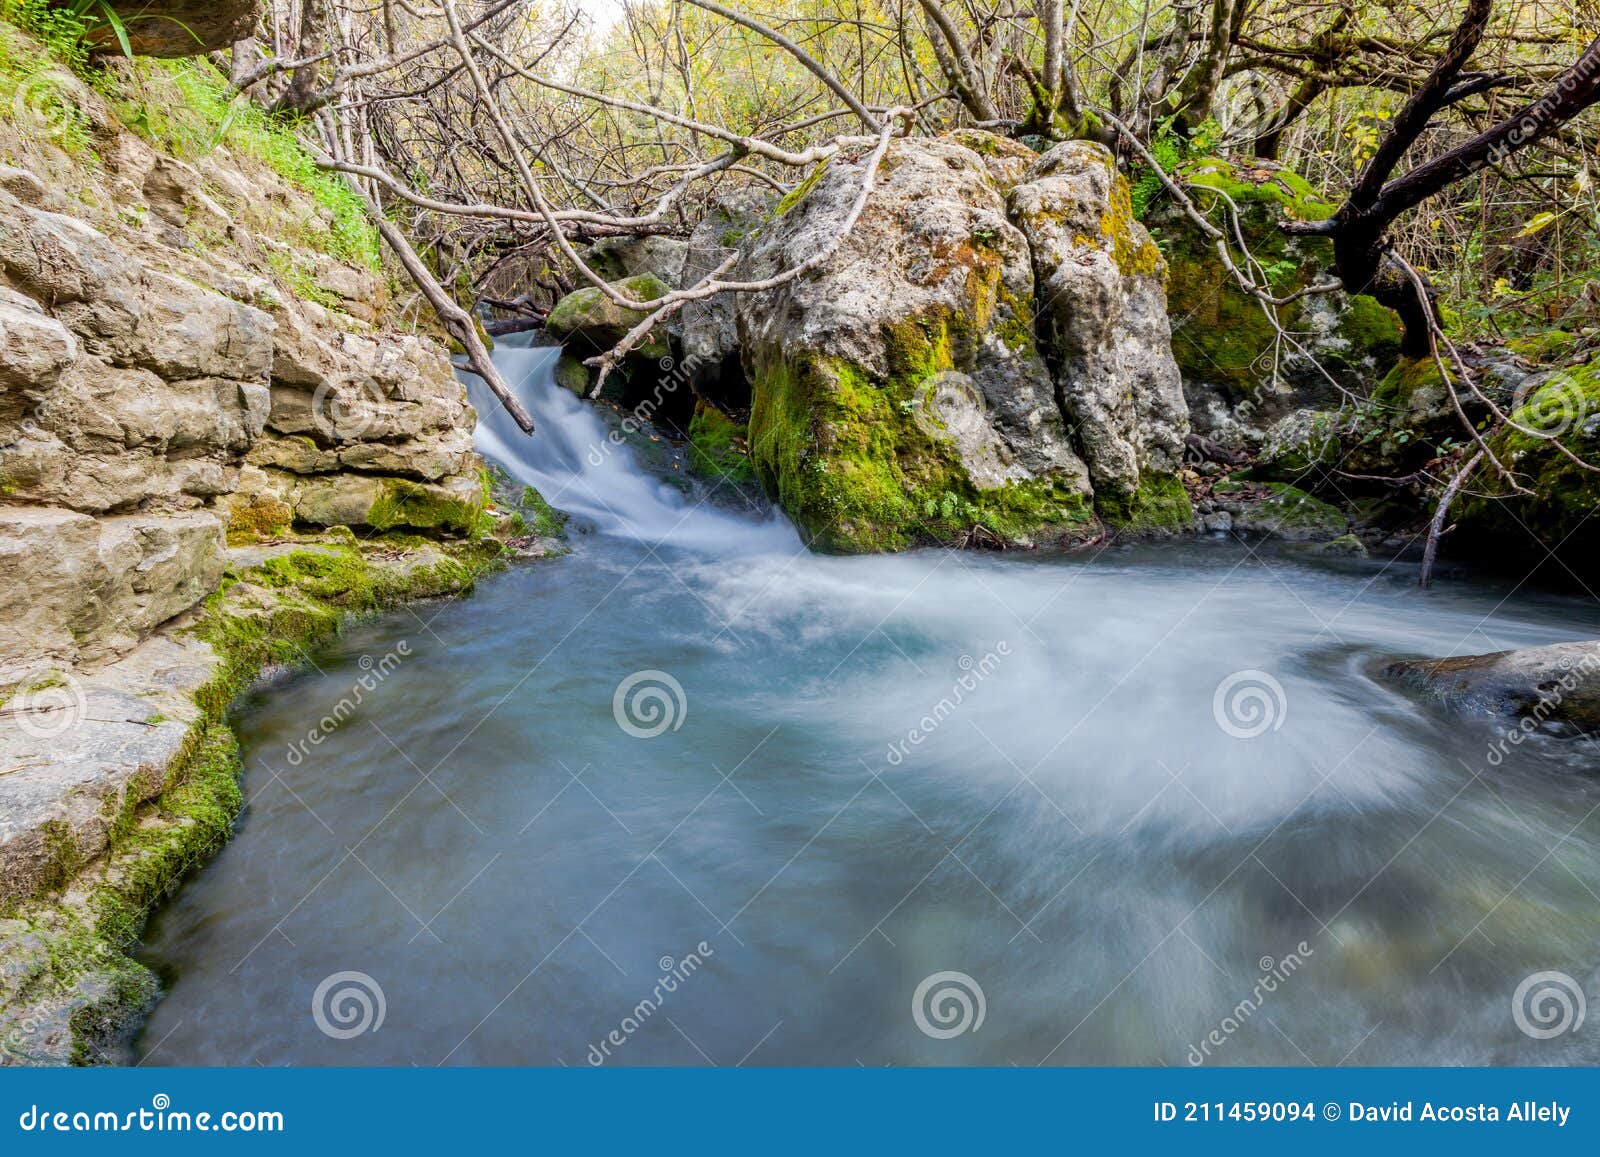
[135,341,1600,1066]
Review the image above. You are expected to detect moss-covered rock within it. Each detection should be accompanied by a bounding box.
[1211,479,1346,540]
[545,273,671,359]
[1009,141,1191,529]
[1456,358,1600,556]
[1151,157,1402,449]
[735,136,1095,552]
[686,402,755,486]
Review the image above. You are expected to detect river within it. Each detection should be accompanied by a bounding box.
[134,341,1600,1066]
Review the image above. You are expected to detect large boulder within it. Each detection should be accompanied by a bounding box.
[1150,158,1403,451]
[85,1,260,58]
[1010,141,1191,528]
[585,235,690,287]
[1384,640,1600,733]
[735,136,1095,552]
[545,273,671,358]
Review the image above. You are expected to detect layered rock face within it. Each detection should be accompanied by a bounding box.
[0,133,482,693]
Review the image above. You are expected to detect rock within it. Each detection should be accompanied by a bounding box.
[734,136,1094,552]
[1383,641,1600,733]
[546,273,671,358]
[1150,158,1402,451]
[1454,356,1600,562]
[1301,532,1368,557]
[585,235,690,286]
[1009,141,1191,528]
[938,129,1039,194]
[1210,479,1345,541]
[88,1,260,58]
[0,287,77,405]
[678,188,775,399]
[554,352,593,397]
[0,507,223,684]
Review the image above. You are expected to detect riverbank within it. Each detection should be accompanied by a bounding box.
[0,488,561,1064]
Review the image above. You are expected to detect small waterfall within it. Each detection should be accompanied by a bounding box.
[467,339,800,555]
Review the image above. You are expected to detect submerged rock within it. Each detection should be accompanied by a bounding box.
[735,135,1094,552]
[1384,641,1600,733]
[1010,141,1190,528]
[1208,479,1345,540]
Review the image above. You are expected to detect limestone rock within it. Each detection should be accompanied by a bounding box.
[1010,141,1190,527]
[586,235,690,287]
[735,136,1093,552]
[88,1,260,58]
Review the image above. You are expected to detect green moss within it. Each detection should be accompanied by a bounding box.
[1372,355,1449,408]
[1457,360,1600,550]
[1097,470,1193,531]
[365,477,486,536]
[748,317,1093,552]
[687,402,755,485]
[1506,330,1580,363]
[772,156,832,217]
[1184,157,1336,222]
[1215,479,1345,534]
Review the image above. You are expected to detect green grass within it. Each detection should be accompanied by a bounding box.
[0,9,379,271]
